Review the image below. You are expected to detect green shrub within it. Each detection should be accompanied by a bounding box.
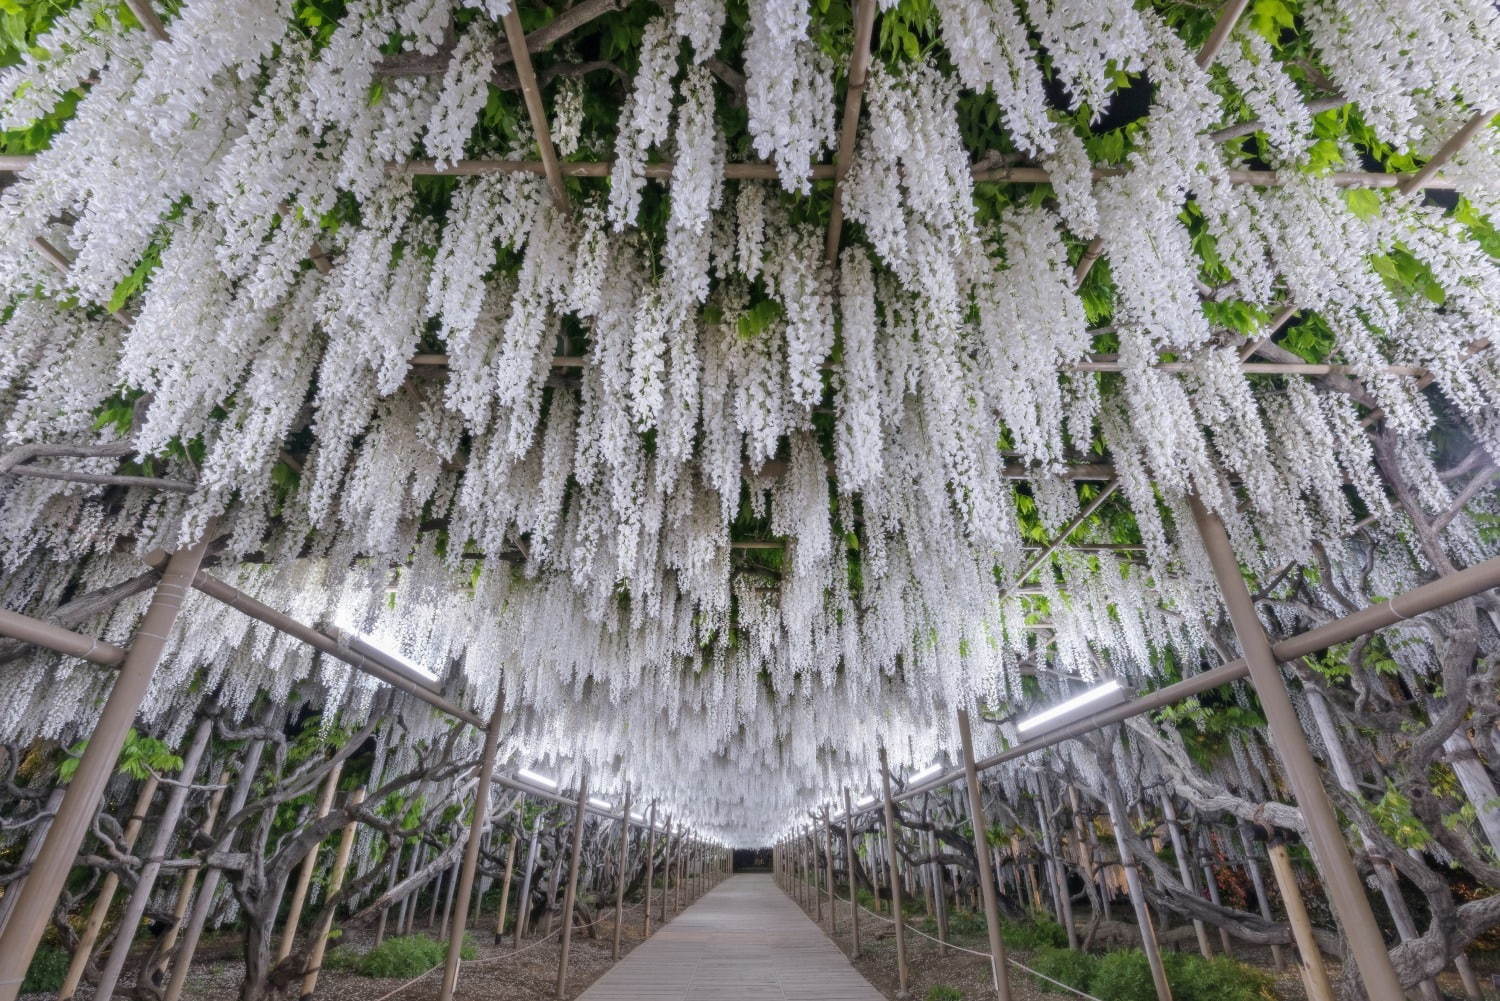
[944,908,987,937]
[22,945,69,994]
[1090,949,1158,1001]
[1000,915,1068,951]
[351,934,476,978]
[1163,952,1277,1001]
[1028,946,1099,995]
[925,986,963,1001]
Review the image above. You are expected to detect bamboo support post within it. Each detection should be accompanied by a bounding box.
[612,785,632,960]
[514,818,542,947]
[878,747,911,999]
[299,788,365,1000]
[1103,786,1173,1001]
[438,698,505,1001]
[1159,792,1213,959]
[151,768,229,982]
[957,710,1011,1001]
[555,769,590,998]
[0,532,213,1001]
[643,801,657,936]
[843,788,861,957]
[56,774,159,1001]
[823,807,837,934]
[278,761,345,962]
[1191,497,1405,1001]
[1264,836,1337,1001]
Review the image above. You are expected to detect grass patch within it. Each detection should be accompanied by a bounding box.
[333,934,477,979]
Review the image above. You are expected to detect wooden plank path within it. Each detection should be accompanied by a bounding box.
[577,874,886,1001]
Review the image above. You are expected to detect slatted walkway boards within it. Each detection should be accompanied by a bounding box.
[577,874,885,1001]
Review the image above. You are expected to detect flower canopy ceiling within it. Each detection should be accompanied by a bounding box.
[0,0,1497,843]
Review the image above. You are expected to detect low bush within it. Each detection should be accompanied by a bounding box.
[22,945,70,994]
[1026,946,1278,1001]
[349,934,476,978]
[1028,945,1099,994]
[1000,915,1068,951]
[925,986,963,1001]
[1163,952,1277,1001]
[1090,949,1158,1001]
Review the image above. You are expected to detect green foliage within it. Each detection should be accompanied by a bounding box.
[1029,946,1099,994]
[346,934,476,978]
[1000,915,1068,951]
[1028,948,1275,1001]
[21,945,69,994]
[1089,949,1159,1001]
[925,986,963,1001]
[1370,781,1431,850]
[59,728,182,782]
[1163,953,1277,1001]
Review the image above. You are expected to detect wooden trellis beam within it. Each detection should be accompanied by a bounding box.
[824,0,878,265]
[501,7,569,208]
[1399,108,1496,196]
[999,479,1121,600]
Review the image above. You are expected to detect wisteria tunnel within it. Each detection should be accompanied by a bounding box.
[0,0,1498,999]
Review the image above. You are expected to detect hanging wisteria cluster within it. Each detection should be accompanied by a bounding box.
[0,0,1498,841]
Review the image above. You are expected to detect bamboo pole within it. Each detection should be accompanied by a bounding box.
[438,697,505,1001]
[1264,836,1337,1001]
[1190,497,1405,1001]
[68,706,215,1000]
[612,785,632,959]
[843,788,861,957]
[150,768,229,981]
[824,0,878,263]
[1102,785,1173,1001]
[878,747,911,999]
[161,729,273,1001]
[161,731,271,1001]
[1159,792,1213,959]
[299,788,365,1000]
[823,807,837,934]
[1195,831,1234,956]
[514,817,542,947]
[0,533,213,1001]
[957,710,1011,1001]
[495,837,518,940]
[555,769,590,998]
[56,774,158,1001]
[277,761,344,962]
[501,6,567,207]
[643,801,657,936]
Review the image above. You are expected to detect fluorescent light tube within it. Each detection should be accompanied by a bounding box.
[518,768,558,789]
[908,763,942,784]
[1016,680,1126,735]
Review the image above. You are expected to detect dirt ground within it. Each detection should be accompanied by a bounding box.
[34,880,724,1001]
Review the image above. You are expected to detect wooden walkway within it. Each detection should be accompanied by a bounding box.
[577,874,886,1001]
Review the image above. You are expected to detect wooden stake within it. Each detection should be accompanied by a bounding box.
[1265,837,1337,1001]
[843,789,861,957]
[56,775,159,1001]
[612,785,631,960]
[299,788,365,1000]
[439,697,505,1001]
[278,761,344,962]
[878,747,912,999]
[555,769,590,998]
[957,710,1011,1001]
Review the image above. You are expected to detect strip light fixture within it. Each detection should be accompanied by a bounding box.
[1016,680,1127,735]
